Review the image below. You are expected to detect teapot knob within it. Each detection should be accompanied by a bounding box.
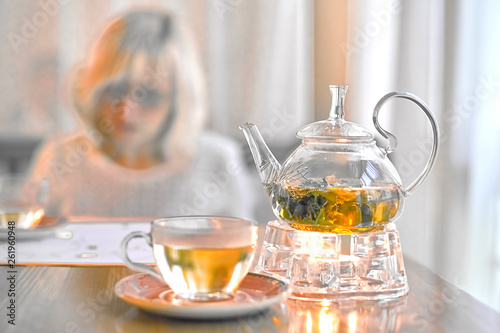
[373,92,440,197]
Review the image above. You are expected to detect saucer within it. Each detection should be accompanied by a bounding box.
[0,216,67,240]
[114,272,288,319]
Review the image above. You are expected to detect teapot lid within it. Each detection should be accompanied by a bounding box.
[297,85,374,142]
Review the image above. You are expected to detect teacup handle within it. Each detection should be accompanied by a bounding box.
[120,231,163,280]
[373,92,440,197]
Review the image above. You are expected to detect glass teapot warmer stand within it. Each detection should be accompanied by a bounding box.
[254,220,409,301]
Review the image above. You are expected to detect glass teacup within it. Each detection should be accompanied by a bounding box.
[121,216,258,301]
[0,175,49,229]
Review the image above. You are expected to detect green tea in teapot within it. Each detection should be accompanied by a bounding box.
[241,84,439,235]
[268,183,401,234]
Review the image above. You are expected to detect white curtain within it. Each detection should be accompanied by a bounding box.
[335,0,500,311]
[463,0,500,311]
[207,0,313,147]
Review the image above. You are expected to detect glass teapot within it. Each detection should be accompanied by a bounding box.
[240,85,439,234]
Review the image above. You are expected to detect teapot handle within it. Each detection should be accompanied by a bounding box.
[373,92,439,197]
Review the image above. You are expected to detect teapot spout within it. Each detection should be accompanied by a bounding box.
[239,123,281,186]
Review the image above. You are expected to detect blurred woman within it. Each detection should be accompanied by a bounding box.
[29,10,253,218]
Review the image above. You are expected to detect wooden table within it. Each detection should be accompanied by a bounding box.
[1,260,500,332]
[1,219,500,332]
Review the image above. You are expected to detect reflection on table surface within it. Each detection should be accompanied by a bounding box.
[286,298,408,333]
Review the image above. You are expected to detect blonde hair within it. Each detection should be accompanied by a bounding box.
[71,9,206,163]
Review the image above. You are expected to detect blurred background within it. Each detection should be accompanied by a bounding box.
[0,0,499,312]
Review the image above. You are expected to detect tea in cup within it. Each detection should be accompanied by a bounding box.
[121,216,258,301]
[0,175,49,229]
